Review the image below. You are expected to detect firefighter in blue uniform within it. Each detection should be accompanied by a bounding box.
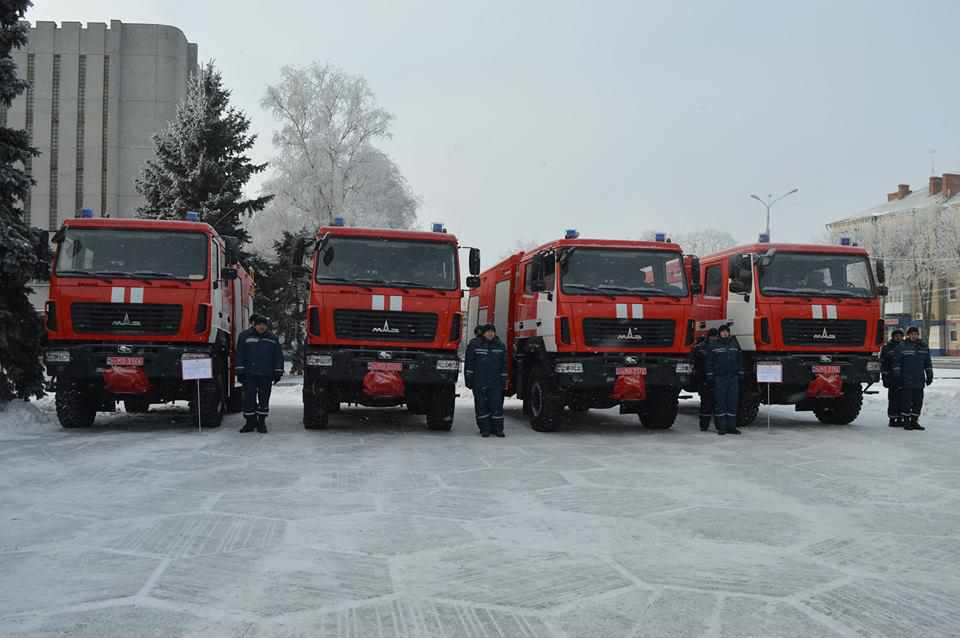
[236,315,284,433]
[892,326,933,431]
[705,324,743,435]
[694,328,719,431]
[880,328,904,427]
[464,324,507,438]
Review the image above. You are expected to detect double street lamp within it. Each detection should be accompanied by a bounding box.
[750,188,798,240]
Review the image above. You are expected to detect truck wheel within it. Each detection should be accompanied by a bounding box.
[303,381,329,430]
[639,388,679,429]
[427,384,456,431]
[529,370,562,432]
[194,380,224,428]
[123,398,150,414]
[813,385,863,425]
[738,386,761,427]
[55,381,96,428]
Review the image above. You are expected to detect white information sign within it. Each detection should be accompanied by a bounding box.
[756,362,783,384]
[182,358,213,381]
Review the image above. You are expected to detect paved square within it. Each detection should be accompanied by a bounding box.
[1,384,958,637]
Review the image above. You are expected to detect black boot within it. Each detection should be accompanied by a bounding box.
[889,416,901,427]
[494,432,505,438]
[908,416,925,431]
[239,416,257,433]
[728,428,742,435]
[699,417,710,432]
[257,414,268,433]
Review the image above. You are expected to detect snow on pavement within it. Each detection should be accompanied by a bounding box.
[0,375,958,637]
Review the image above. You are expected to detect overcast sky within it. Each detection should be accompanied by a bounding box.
[27,1,960,260]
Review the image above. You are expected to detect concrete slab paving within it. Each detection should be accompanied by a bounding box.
[1,389,959,636]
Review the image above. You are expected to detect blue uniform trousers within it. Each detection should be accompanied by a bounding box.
[473,385,504,435]
[242,375,273,417]
[713,376,739,433]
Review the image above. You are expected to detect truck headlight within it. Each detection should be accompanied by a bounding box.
[45,351,70,363]
[307,354,333,367]
[675,362,694,374]
[555,362,584,374]
[866,360,881,372]
[181,352,210,360]
[436,360,460,370]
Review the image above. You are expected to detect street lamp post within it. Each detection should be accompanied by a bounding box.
[750,188,798,240]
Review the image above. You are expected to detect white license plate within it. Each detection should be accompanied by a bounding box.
[368,361,402,372]
[616,367,647,376]
[107,356,144,367]
[812,365,841,374]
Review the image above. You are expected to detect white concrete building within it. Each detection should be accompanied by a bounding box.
[2,20,198,230]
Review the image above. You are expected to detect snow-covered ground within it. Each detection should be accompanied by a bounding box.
[1,373,958,637]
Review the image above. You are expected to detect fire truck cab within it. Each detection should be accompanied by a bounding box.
[695,240,885,425]
[44,213,253,429]
[295,221,479,431]
[470,231,699,431]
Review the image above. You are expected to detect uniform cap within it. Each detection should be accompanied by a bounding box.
[906,326,919,335]
[707,328,719,337]
[891,328,904,337]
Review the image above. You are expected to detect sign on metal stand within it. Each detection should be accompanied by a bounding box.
[756,362,783,433]
[182,358,213,432]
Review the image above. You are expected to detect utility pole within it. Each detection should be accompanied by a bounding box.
[750,188,799,240]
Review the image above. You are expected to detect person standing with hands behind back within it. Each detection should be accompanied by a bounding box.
[706,324,743,435]
[892,326,933,431]
[880,328,904,427]
[236,315,284,433]
[464,324,507,438]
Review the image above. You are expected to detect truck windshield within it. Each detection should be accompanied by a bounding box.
[759,252,875,298]
[55,229,209,280]
[316,236,458,290]
[560,248,688,297]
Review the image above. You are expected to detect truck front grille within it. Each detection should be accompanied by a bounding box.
[334,310,437,342]
[781,319,867,346]
[71,303,182,335]
[582,318,675,347]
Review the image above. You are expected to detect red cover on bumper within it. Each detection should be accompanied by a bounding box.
[362,370,405,398]
[806,372,842,398]
[103,366,151,395]
[612,373,647,401]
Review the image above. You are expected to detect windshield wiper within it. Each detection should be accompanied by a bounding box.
[764,286,861,298]
[93,271,154,285]
[564,283,616,298]
[315,276,374,292]
[131,270,180,280]
[56,269,99,278]
[598,285,671,296]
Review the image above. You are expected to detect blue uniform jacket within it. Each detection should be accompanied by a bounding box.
[880,339,899,386]
[892,339,933,389]
[236,328,284,378]
[464,336,507,389]
[706,337,743,381]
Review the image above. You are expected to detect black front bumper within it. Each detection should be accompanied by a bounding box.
[304,347,460,386]
[550,353,692,390]
[45,342,213,381]
[745,352,880,387]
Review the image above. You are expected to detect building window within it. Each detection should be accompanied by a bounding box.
[950,288,958,302]
[48,54,61,231]
[100,55,110,216]
[951,331,958,342]
[24,53,35,223]
[704,265,722,297]
[75,55,86,215]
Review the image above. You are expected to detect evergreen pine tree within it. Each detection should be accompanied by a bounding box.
[0,0,48,401]
[136,60,271,248]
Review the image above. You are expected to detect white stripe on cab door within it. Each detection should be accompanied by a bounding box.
[111,287,124,303]
[390,296,403,311]
[130,288,144,304]
[372,295,385,310]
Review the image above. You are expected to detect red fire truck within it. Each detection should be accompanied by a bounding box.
[469,231,699,431]
[293,220,480,430]
[694,240,886,426]
[44,212,254,428]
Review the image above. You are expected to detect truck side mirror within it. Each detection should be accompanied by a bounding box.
[530,253,545,291]
[291,237,306,273]
[469,248,480,276]
[222,235,241,263]
[466,275,481,289]
[321,245,335,267]
[876,258,886,285]
[878,284,888,297]
[688,256,701,295]
[221,267,238,281]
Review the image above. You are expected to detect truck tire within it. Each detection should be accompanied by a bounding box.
[123,398,150,414]
[303,381,329,430]
[194,380,223,428]
[529,370,562,432]
[813,385,863,425]
[55,381,96,428]
[427,384,456,431]
[639,388,679,429]
[738,385,761,427]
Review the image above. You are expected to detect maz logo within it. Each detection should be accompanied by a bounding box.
[812,327,837,340]
[617,327,644,341]
[112,313,142,327]
[373,320,400,334]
